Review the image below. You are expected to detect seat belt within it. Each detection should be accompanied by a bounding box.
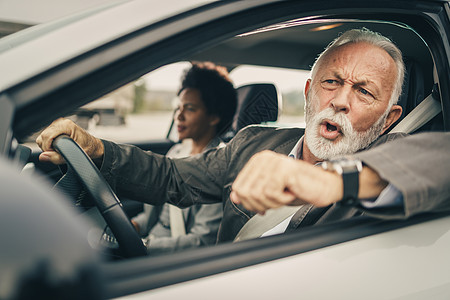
[234,205,302,242]
[169,204,186,237]
[390,91,441,134]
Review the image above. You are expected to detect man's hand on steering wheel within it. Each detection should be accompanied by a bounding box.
[36,118,104,165]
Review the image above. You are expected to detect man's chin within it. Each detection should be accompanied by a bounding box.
[308,136,354,160]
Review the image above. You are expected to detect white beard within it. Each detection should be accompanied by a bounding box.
[304,95,389,160]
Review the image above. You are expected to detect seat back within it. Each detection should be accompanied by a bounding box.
[397,59,426,119]
[222,83,281,141]
[388,59,443,133]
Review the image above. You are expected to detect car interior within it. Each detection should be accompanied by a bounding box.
[3,0,450,296]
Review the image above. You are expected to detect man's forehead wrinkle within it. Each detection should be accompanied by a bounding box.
[328,67,378,87]
[324,45,394,94]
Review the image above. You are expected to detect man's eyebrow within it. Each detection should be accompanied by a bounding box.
[328,71,345,82]
[353,79,378,88]
[330,71,381,95]
[336,73,345,82]
[319,71,342,82]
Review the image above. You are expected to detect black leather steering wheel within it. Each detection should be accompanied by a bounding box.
[53,135,147,258]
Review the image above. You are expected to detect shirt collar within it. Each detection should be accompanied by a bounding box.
[288,136,304,160]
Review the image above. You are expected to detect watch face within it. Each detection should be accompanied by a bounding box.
[339,159,363,173]
[322,159,363,174]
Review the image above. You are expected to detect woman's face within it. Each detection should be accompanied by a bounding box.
[175,88,219,141]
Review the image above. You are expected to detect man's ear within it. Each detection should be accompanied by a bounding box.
[381,104,403,134]
[304,78,312,101]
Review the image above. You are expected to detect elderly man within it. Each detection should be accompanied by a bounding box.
[38,29,415,242]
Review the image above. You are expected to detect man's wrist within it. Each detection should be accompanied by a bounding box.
[322,158,362,206]
[359,166,388,199]
[93,138,105,159]
[91,138,105,168]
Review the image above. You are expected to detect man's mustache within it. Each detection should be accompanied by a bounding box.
[315,108,354,136]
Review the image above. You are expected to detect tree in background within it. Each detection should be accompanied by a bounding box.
[133,79,147,113]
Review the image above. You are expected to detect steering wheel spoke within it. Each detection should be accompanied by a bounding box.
[53,135,147,258]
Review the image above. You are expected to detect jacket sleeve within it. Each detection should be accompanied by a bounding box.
[99,140,229,207]
[146,203,223,255]
[353,132,450,218]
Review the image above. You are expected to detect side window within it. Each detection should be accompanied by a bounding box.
[79,62,192,143]
[229,65,310,128]
[23,62,308,147]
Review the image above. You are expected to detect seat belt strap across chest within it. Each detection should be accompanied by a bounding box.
[169,204,186,237]
[390,92,441,134]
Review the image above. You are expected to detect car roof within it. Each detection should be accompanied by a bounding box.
[0,0,217,92]
[189,19,432,77]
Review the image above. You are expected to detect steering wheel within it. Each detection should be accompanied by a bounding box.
[52,135,147,258]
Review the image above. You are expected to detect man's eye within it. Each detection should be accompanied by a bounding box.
[321,79,339,88]
[359,88,372,97]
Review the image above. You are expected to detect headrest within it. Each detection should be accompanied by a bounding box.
[387,59,426,132]
[232,83,280,132]
[397,59,425,119]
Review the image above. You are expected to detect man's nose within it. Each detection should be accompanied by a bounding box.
[330,86,351,113]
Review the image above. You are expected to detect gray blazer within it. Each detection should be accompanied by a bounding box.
[100,126,450,242]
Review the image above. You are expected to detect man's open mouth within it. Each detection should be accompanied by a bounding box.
[320,120,342,140]
[323,120,341,132]
[326,122,337,132]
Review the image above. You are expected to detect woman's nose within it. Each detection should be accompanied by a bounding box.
[176,108,184,120]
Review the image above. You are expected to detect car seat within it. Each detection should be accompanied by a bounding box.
[389,59,443,133]
[221,83,281,141]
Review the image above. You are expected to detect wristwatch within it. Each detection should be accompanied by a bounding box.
[321,158,363,206]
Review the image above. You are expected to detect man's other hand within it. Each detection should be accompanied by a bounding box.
[230,150,342,214]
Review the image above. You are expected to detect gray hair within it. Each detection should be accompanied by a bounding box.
[310,28,405,107]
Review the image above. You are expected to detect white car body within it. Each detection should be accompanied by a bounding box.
[137,217,450,300]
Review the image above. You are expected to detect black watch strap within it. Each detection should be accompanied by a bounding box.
[341,167,359,206]
[322,158,363,206]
